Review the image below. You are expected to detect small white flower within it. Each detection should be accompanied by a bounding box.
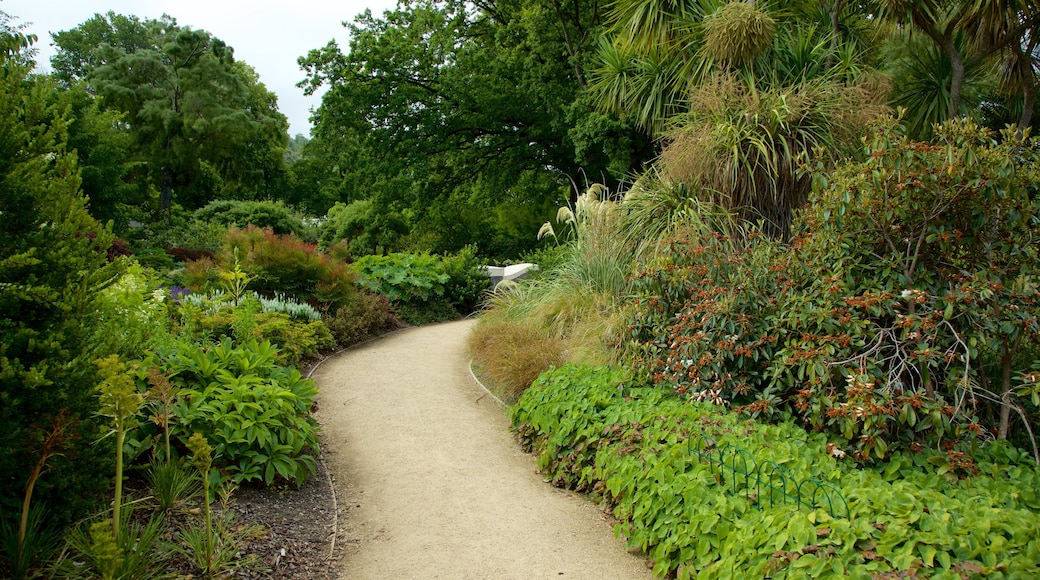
[151,289,166,303]
[901,289,913,299]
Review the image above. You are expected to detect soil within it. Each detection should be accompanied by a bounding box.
[229,319,651,579]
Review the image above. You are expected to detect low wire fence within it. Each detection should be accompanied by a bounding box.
[689,435,850,519]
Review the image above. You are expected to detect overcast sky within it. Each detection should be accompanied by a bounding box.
[2,0,398,137]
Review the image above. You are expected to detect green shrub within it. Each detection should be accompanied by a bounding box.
[88,262,174,360]
[139,339,320,486]
[440,245,490,316]
[350,252,456,324]
[629,118,1040,461]
[0,47,117,531]
[252,312,335,366]
[194,199,306,238]
[317,199,410,257]
[351,252,449,303]
[514,365,1040,578]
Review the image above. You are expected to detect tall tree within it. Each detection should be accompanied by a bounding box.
[0,29,116,532]
[877,0,1040,134]
[53,13,289,211]
[299,0,651,256]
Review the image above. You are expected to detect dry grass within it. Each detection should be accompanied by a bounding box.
[467,316,567,403]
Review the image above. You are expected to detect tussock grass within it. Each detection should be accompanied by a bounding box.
[468,316,566,402]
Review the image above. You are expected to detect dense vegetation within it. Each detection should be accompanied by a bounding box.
[3,0,1040,577]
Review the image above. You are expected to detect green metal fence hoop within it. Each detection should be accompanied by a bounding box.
[797,478,850,519]
[685,432,849,519]
[755,460,795,510]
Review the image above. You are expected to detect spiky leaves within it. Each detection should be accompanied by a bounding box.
[660,73,888,237]
[701,1,776,66]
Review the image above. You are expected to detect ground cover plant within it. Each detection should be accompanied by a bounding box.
[514,365,1040,578]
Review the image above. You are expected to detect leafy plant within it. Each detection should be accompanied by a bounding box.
[629,117,1040,462]
[513,364,1040,578]
[51,506,171,580]
[141,339,321,485]
[176,476,263,580]
[194,199,308,238]
[145,459,201,513]
[94,356,144,540]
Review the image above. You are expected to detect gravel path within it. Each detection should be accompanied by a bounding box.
[311,319,652,580]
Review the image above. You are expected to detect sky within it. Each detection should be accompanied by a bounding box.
[1,0,398,137]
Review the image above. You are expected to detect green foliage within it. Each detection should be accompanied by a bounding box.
[88,262,174,361]
[513,364,1040,578]
[439,246,490,316]
[194,200,308,238]
[145,459,201,513]
[318,199,409,257]
[351,252,449,303]
[51,506,171,580]
[629,118,1040,461]
[53,12,290,210]
[176,486,263,579]
[141,339,320,486]
[0,31,116,528]
[351,251,476,324]
[299,0,646,259]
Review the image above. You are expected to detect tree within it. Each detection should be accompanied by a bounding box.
[877,0,1040,136]
[52,12,290,211]
[299,0,651,257]
[591,0,887,236]
[0,30,116,533]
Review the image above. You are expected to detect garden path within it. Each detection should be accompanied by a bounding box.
[311,318,652,579]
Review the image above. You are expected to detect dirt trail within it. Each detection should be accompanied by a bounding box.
[312,319,652,580]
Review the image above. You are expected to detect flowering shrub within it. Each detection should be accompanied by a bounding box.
[630,118,1040,462]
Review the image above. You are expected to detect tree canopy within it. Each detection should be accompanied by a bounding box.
[52,12,290,212]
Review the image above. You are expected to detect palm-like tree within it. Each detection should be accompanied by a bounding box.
[590,0,886,237]
[876,0,1040,132]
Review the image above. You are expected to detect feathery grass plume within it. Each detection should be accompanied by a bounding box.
[537,221,557,241]
[701,1,776,66]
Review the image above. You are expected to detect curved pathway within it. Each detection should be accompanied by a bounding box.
[312,319,652,579]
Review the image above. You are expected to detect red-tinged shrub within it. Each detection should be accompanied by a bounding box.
[222,226,358,308]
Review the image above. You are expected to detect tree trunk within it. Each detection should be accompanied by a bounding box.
[824,0,846,71]
[1014,43,1037,136]
[944,37,966,120]
[998,346,1012,440]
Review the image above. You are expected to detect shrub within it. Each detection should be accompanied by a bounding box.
[87,262,174,361]
[223,226,358,308]
[318,199,409,257]
[194,199,306,238]
[139,339,320,486]
[468,318,566,401]
[350,252,456,324]
[175,293,334,366]
[440,245,491,316]
[0,48,117,532]
[630,118,1040,462]
[323,292,399,345]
